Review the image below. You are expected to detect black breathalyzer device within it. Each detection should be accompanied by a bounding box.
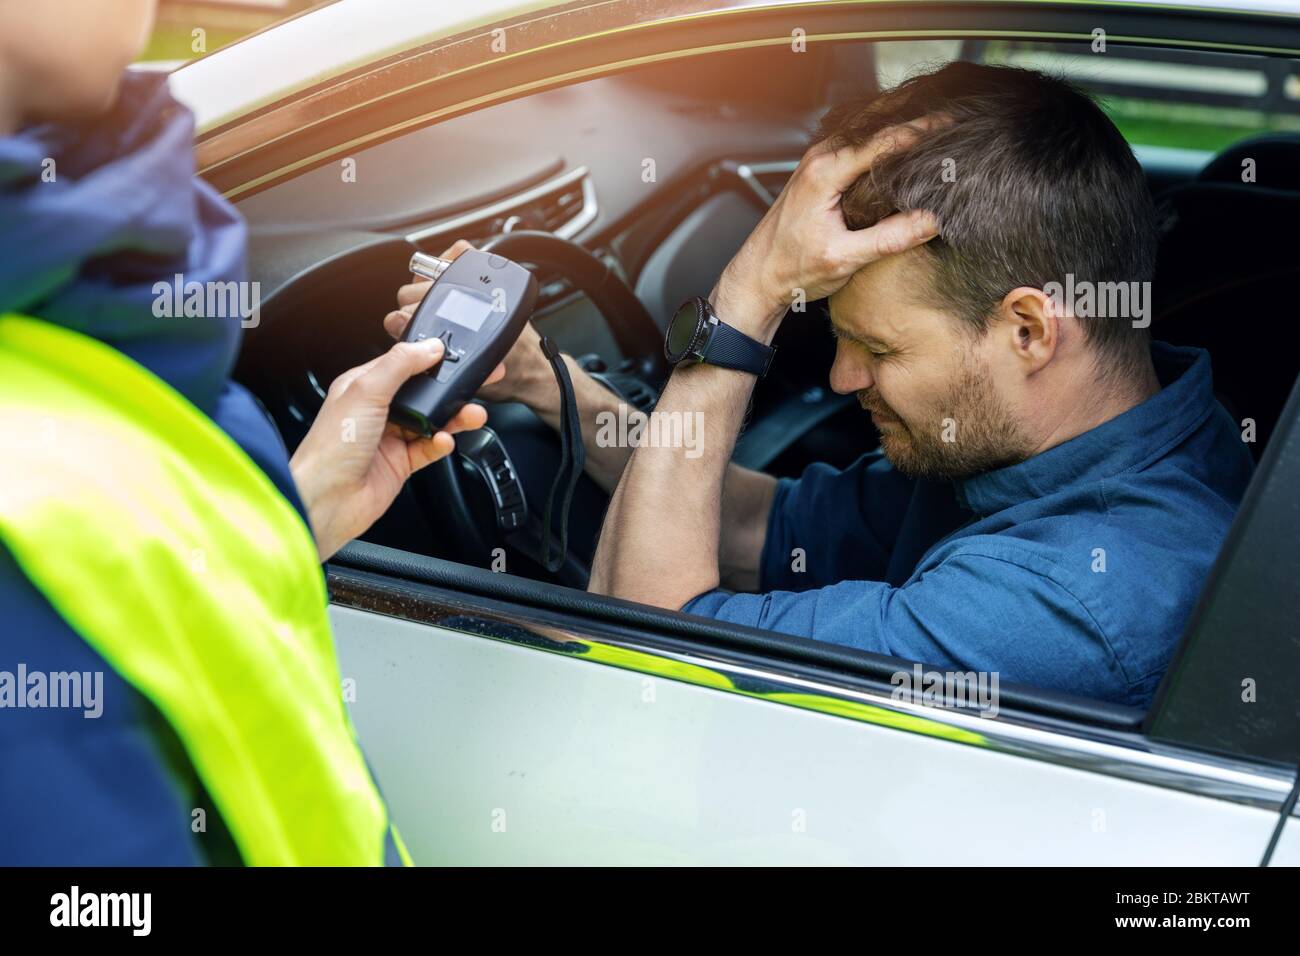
[390,249,538,436]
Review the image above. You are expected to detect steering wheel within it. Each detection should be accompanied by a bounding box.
[409,230,666,586]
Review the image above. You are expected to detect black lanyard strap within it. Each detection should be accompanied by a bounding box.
[538,335,585,573]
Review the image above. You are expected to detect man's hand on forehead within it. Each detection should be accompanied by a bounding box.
[714,114,947,334]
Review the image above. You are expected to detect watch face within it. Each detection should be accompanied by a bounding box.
[666,299,702,363]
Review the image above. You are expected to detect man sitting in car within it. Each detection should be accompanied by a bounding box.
[389,62,1253,708]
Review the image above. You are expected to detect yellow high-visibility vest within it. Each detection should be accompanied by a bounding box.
[0,313,406,866]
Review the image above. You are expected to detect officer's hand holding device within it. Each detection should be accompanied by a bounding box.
[289,245,541,564]
[389,248,538,436]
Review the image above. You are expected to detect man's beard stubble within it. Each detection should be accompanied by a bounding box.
[858,354,1031,482]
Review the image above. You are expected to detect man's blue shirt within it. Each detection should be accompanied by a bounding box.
[684,342,1253,708]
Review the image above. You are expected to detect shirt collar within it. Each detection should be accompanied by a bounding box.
[953,342,1215,515]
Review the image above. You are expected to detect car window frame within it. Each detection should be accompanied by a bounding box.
[186,0,1300,200]
[201,0,1300,770]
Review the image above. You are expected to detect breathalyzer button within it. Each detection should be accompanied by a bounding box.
[488,254,508,269]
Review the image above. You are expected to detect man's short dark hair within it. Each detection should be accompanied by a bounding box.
[816,61,1157,382]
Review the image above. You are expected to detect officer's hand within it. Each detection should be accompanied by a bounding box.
[384,240,552,407]
[289,334,505,561]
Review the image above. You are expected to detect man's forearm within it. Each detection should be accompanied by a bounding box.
[518,348,776,590]
[588,367,750,606]
[588,283,786,609]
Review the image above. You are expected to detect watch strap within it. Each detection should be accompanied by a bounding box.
[701,314,775,377]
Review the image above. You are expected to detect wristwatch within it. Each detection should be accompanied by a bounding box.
[664,296,775,377]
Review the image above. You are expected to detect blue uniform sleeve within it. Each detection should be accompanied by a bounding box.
[759,451,917,591]
[211,379,311,526]
[686,544,1132,702]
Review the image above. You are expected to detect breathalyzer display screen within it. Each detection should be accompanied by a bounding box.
[435,288,493,332]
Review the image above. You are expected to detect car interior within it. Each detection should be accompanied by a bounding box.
[230,37,1300,725]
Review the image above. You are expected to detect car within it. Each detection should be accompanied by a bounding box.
[165,0,1300,865]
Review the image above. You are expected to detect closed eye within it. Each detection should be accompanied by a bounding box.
[831,325,891,358]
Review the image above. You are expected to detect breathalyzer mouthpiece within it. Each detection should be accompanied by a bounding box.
[409,251,453,283]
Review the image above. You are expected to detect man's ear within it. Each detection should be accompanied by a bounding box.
[995,286,1059,375]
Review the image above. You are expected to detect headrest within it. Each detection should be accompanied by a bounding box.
[1197,133,1300,191]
